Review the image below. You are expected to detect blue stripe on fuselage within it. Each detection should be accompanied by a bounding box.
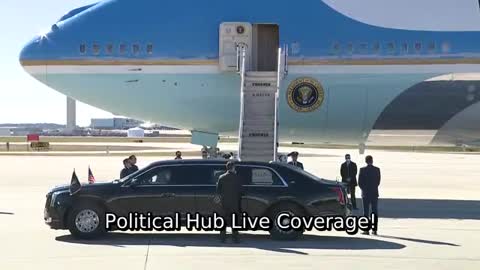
[20,0,480,62]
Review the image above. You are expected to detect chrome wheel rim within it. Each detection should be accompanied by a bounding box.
[275,210,295,234]
[75,209,99,233]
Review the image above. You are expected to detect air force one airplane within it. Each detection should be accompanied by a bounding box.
[19,0,480,147]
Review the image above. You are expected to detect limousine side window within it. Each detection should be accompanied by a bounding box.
[135,167,174,185]
[134,165,221,186]
[237,166,284,186]
[175,165,214,185]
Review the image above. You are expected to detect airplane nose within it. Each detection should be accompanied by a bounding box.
[19,34,51,64]
[19,35,49,80]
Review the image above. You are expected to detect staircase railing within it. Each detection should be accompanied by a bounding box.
[274,47,283,162]
[283,44,289,76]
[273,45,289,161]
[237,45,247,160]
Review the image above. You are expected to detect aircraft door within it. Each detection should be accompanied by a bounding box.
[219,22,252,72]
[252,24,279,71]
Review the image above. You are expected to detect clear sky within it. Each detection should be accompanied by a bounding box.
[0,0,113,127]
[1,0,480,127]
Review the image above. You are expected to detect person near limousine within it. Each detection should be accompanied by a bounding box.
[216,161,244,243]
[120,158,133,179]
[128,155,139,172]
[358,155,381,236]
[340,154,358,209]
[288,151,304,170]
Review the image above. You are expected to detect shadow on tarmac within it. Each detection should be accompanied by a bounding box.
[56,233,405,255]
[362,199,480,220]
[377,235,459,246]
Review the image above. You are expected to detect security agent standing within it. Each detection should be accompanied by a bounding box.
[215,161,243,243]
[129,155,139,172]
[358,155,381,235]
[174,151,182,160]
[340,154,358,209]
[120,158,133,179]
[287,151,304,170]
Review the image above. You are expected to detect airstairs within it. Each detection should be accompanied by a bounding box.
[237,46,288,162]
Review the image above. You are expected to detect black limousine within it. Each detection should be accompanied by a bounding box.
[44,160,351,240]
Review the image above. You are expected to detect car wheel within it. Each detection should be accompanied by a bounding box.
[67,203,106,239]
[268,203,305,241]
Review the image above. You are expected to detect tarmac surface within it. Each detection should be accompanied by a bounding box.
[1,145,479,269]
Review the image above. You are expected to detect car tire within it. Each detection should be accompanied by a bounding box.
[268,203,305,241]
[67,202,106,239]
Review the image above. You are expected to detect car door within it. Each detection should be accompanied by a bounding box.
[168,165,208,221]
[237,165,289,217]
[107,166,195,217]
[193,165,224,217]
[194,165,249,217]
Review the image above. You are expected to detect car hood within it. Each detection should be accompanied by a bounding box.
[48,181,116,194]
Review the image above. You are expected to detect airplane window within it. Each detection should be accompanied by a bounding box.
[357,43,368,54]
[147,44,153,55]
[330,42,341,55]
[372,42,380,54]
[106,44,113,55]
[92,43,100,55]
[346,43,354,54]
[414,42,422,53]
[133,44,140,55]
[119,44,127,55]
[386,42,396,54]
[428,42,436,53]
[79,44,86,54]
[441,42,451,53]
[401,42,409,54]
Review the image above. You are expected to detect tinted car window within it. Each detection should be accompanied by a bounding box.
[237,166,284,186]
[174,165,216,185]
[212,167,227,184]
[136,167,174,185]
[135,165,220,186]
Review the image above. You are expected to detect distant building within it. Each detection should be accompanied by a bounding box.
[10,127,43,136]
[0,127,12,136]
[90,118,144,130]
[127,127,145,138]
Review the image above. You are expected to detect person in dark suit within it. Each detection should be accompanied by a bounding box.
[174,151,182,160]
[358,155,381,235]
[288,151,304,170]
[128,155,139,172]
[216,161,244,243]
[340,154,358,209]
[120,158,133,179]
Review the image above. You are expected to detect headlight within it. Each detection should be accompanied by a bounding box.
[50,191,69,207]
